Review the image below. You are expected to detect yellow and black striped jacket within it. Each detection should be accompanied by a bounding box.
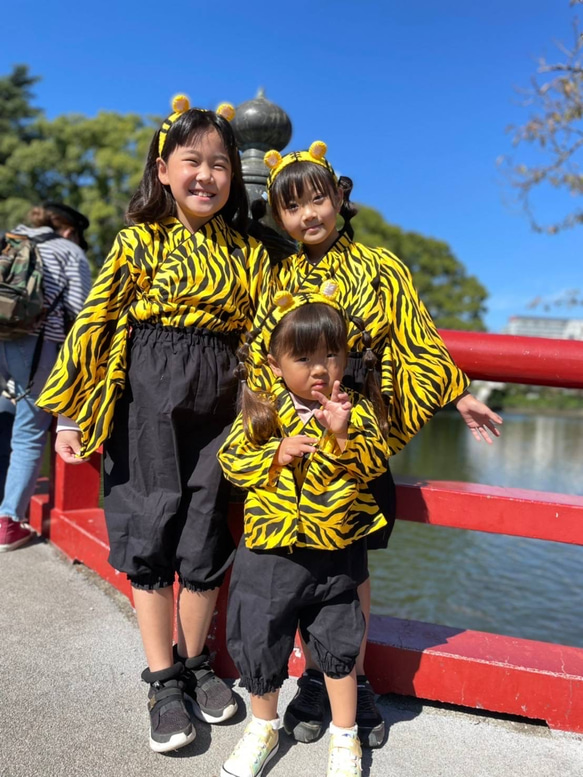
[37,216,269,456]
[249,232,470,455]
[218,380,389,551]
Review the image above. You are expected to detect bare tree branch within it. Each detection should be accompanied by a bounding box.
[502,11,583,233]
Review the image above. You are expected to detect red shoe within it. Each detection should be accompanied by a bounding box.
[0,517,33,552]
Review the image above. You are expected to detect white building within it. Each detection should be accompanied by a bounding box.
[503,316,583,340]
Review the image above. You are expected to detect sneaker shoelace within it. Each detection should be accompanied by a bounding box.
[230,720,274,770]
[299,676,326,708]
[356,681,378,716]
[328,735,361,777]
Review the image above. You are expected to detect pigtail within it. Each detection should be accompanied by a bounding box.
[351,316,389,441]
[235,338,279,445]
[338,176,358,239]
[250,197,267,222]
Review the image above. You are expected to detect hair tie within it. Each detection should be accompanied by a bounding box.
[233,361,249,383]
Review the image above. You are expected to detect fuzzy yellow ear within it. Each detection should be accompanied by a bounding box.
[216,102,236,121]
[264,150,283,170]
[273,290,294,309]
[172,94,190,114]
[309,141,328,161]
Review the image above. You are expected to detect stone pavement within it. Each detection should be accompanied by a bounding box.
[1,539,582,777]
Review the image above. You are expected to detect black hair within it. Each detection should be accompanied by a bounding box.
[127,109,248,234]
[267,161,358,238]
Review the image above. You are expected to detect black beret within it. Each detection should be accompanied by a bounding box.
[43,202,90,250]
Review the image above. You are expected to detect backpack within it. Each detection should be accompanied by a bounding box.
[0,231,59,340]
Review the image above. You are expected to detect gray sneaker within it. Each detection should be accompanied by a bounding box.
[141,662,195,753]
[176,646,238,723]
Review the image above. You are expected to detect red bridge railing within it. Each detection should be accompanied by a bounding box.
[28,331,583,734]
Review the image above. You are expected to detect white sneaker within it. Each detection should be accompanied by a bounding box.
[327,731,362,777]
[221,718,279,777]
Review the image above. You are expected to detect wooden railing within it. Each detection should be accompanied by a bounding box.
[28,331,583,734]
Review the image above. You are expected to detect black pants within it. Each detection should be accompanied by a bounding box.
[103,323,238,590]
[227,539,367,695]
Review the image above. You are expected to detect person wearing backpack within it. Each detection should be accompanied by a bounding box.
[0,202,92,551]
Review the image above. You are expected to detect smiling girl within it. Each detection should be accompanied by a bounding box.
[37,95,270,754]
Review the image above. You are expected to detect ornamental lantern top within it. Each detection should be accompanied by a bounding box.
[231,88,292,152]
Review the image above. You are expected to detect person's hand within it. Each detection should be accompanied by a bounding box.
[454,392,503,444]
[275,436,318,466]
[55,430,86,463]
[312,381,352,437]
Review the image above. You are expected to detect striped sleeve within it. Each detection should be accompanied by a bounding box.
[246,240,272,320]
[218,414,282,490]
[316,397,389,481]
[378,249,470,453]
[36,231,137,455]
[38,239,92,342]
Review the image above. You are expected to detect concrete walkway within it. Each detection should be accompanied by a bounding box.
[1,539,582,777]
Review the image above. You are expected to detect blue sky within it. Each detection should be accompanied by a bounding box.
[3,0,581,332]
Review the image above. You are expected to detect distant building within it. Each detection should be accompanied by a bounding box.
[503,315,583,340]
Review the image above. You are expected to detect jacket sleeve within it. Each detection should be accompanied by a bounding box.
[218,413,282,490]
[378,250,470,453]
[314,396,389,482]
[36,230,138,455]
[244,262,278,393]
[246,240,272,320]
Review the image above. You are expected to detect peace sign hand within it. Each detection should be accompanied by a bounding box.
[312,381,352,437]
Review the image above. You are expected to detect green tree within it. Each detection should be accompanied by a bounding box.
[501,1,583,234]
[0,65,156,264]
[0,65,44,228]
[352,205,488,331]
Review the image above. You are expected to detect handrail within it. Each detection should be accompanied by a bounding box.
[440,330,583,388]
[31,330,583,735]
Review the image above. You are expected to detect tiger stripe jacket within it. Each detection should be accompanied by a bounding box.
[36,216,269,456]
[218,380,390,551]
[249,232,470,455]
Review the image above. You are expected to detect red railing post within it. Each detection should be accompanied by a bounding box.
[53,450,101,513]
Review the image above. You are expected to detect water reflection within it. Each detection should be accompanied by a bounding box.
[374,412,583,647]
[460,414,583,496]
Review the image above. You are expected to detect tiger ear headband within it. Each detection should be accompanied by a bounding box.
[263,141,338,203]
[158,94,236,157]
[234,283,343,384]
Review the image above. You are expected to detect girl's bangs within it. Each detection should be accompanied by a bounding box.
[272,304,347,358]
[164,111,236,158]
[271,162,337,211]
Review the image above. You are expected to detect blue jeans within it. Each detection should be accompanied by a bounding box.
[0,335,58,521]
[0,394,15,502]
